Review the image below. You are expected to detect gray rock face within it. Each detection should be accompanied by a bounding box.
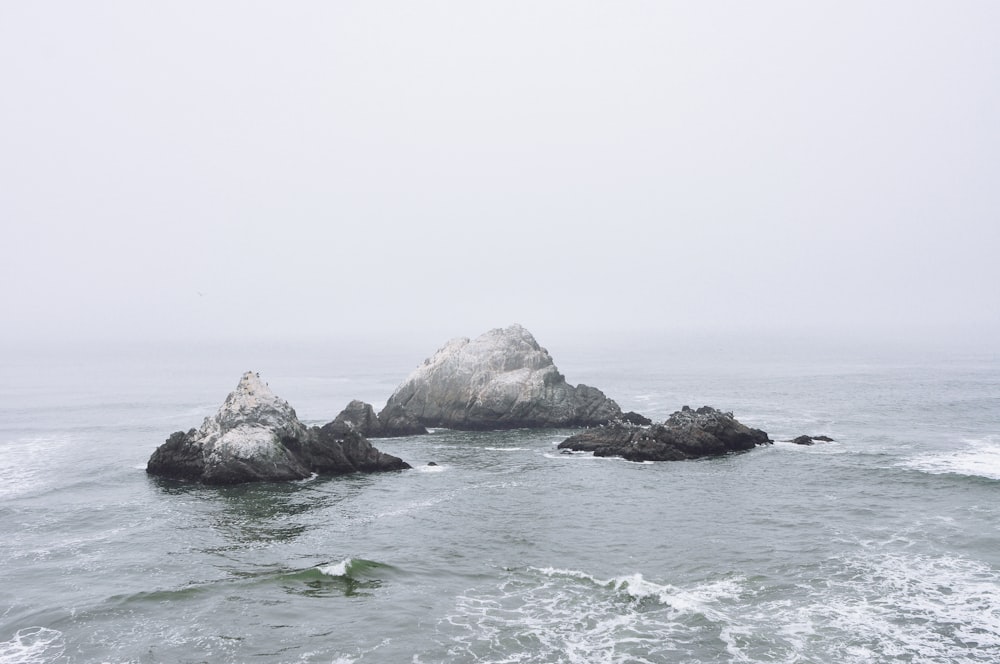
[147,372,410,484]
[380,324,622,430]
[332,399,427,438]
[558,405,771,462]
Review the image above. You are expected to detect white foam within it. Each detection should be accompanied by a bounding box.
[445,552,1000,663]
[0,627,65,664]
[903,438,1000,480]
[483,447,529,452]
[443,566,745,662]
[543,452,653,464]
[720,550,1000,663]
[418,464,446,473]
[317,558,352,577]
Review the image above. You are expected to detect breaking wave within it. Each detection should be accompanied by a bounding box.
[902,437,1000,480]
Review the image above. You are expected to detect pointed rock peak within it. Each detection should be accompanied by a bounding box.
[236,370,272,396]
[225,371,278,409]
[215,371,298,432]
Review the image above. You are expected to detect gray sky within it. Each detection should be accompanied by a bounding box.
[2,2,998,351]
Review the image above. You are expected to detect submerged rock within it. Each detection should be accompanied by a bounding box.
[332,400,428,438]
[147,372,410,484]
[788,434,835,445]
[557,405,771,462]
[380,324,623,430]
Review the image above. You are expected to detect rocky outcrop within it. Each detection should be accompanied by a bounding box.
[376,403,429,436]
[621,411,653,426]
[788,434,835,445]
[558,405,771,462]
[331,400,428,438]
[147,372,410,484]
[380,324,623,430]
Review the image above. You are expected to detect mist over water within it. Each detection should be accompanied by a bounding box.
[4,2,998,659]
[2,336,998,663]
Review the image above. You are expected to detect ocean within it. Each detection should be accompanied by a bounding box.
[2,334,999,663]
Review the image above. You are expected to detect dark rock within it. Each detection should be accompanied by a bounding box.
[620,411,653,426]
[427,461,438,466]
[331,400,428,438]
[331,400,385,437]
[307,422,411,474]
[788,434,835,445]
[147,372,410,484]
[380,324,622,430]
[557,405,771,462]
[376,403,429,437]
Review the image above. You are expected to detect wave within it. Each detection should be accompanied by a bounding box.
[110,558,394,607]
[0,627,64,664]
[772,439,847,455]
[315,557,388,579]
[902,437,1000,480]
[534,566,742,620]
[542,452,654,464]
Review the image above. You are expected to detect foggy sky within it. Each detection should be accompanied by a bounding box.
[2,2,999,351]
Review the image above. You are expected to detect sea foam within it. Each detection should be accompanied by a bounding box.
[317,558,353,578]
[442,566,746,663]
[903,437,1000,480]
[444,554,1000,664]
[0,627,64,664]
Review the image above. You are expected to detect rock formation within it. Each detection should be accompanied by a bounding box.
[788,434,835,445]
[147,372,410,484]
[558,405,771,462]
[380,324,622,430]
[331,399,427,438]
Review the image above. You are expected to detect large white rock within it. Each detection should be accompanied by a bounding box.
[380,324,622,430]
[198,371,308,466]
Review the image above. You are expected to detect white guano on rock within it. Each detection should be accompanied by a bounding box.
[380,324,622,430]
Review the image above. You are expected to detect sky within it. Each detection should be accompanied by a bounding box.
[2,1,999,352]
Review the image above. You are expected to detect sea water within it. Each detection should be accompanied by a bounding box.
[1,335,999,663]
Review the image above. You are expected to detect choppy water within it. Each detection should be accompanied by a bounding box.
[2,337,999,663]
